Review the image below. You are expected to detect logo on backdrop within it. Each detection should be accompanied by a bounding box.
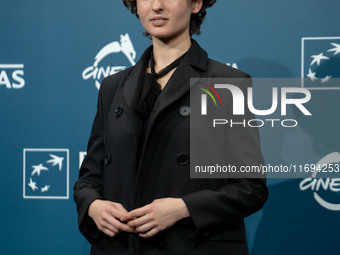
[226,63,238,69]
[79,151,86,169]
[301,36,340,89]
[23,148,69,199]
[0,64,25,89]
[82,33,137,90]
[299,152,340,211]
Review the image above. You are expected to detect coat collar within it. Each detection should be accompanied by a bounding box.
[123,47,151,108]
[123,39,208,109]
[181,39,208,72]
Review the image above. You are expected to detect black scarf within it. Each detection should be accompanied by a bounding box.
[134,50,188,121]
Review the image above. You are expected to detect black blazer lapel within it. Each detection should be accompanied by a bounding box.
[123,46,152,109]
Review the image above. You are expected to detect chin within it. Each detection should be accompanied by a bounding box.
[149,30,171,38]
[150,31,185,41]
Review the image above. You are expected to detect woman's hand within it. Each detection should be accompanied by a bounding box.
[122,198,190,238]
[88,199,135,237]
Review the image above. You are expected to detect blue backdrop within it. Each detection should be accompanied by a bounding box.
[1,0,339,254]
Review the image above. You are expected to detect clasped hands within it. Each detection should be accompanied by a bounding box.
[88,198,190,238]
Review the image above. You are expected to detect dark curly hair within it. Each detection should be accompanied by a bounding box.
[122,0,216,36]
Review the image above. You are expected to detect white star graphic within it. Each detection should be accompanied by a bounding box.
[307,68,317,81]
[327,43,340,56]
[310,53,329,66]
[321,75,332,83]
[41,185,50,193]
[47,154,64,171]
[28,178,38,191]
[31,163,48,176]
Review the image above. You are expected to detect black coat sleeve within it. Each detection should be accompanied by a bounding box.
[73,80,107,243]
[181,74,268,236]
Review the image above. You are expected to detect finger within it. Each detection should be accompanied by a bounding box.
[127,214,151,228]
[101,228,116,237]
[139,228,159,238]
[107,206,127,220]
[106,217,135,233]
[102,220,119,234]
[118,221,135,233]
[97,221,118,237]
[135,222,156,233]
[103,210,135,233]
[122,205,149,221]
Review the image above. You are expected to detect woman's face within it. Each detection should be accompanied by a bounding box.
[137,0,202,40]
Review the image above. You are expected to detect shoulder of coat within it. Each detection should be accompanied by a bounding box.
[99,66,134,92]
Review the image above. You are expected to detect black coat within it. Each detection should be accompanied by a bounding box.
[74,40,268,255]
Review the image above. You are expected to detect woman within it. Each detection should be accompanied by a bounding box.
[74,0,268,254]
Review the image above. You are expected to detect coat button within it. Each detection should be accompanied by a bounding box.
[114,106,123,117]
[104,153,111,165]
[179,105,191,117]
[177,153,189,165]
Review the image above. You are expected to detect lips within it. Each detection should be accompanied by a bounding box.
[150,16,169,27]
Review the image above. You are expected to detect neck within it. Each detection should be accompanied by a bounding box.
[151,32,192,73]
